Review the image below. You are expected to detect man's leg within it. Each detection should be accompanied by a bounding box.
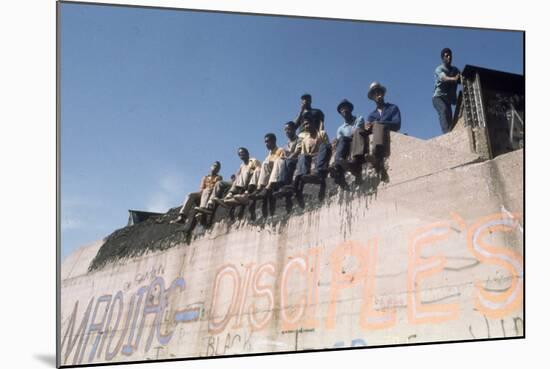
[180,192,201,215]
[316,142,332,174]
[269,158,284,185]
[230,169,258,207]
[248,167,261,189]
[282,158,297,186]
[433,96,452,133]
[294,154,312,208]
[224,170,249,203]
[257,161,273,188]
[331,137,351,188]
[351,126,369,165]
[255,160,280,217]
[207,181,229,207]
[315,143,332,201]
[253,161,275,201]
[194,188,215,222]
[198,188,213,208]
[271,158,297,211]
[372,123,390,182]
[215,181,230,198]
[172,192,201,223]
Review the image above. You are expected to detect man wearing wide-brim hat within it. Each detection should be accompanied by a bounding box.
[350,81,401,179]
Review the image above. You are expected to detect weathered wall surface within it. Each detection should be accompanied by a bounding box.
[60,133,524,366]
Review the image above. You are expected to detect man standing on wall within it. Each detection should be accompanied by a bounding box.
[293,93,325,132]
[433,47,461,133]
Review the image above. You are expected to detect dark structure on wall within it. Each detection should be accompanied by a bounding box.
[454,65,524,158]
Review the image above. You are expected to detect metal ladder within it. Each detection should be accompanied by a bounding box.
[462,72,487,128]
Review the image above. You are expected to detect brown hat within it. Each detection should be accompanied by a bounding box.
[367,81,387,100]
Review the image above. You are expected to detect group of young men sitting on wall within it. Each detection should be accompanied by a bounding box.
[170,47,462,234]
[171,81,401,232]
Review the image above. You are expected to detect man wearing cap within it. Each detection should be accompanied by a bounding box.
[433,47,461,133]
[293,93,325,132]
[330,99,365,188]
[172,161,222,224]
[351,82,401,177]
[293,112,332,208]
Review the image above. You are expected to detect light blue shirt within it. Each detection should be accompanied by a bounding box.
[336,116,364,139]
[434,64,460,104]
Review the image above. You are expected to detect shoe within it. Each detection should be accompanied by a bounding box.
[380,170,389,183]
[195,212,207,225]
[301,174,321,184]
[272,185,294,199]
[253,188,269,199]
[328,165,338,178]
[296,192,305,209]
[366,166,377,177]
[170,215,186,224]
[194,206,213,215]
[212,197,231,208]
[223,197,240,207]
[336,178,349,190]
[233,194,250,205]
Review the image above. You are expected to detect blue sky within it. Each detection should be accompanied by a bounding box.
[60,3,523,259]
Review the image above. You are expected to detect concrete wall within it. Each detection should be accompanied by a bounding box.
[60,131,524,366]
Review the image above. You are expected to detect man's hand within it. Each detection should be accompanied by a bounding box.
[364,122,374,133]
[456,73,462,83]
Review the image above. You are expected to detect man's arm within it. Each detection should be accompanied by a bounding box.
[293,105,307,128]
[250,159,261,171]
[363,113,377,132]
[377,105,401,131]
[352,116,365,132]
[437,66,461,83]
[320,130,330,145]
[289,138,303,158]
[440,73,460,82]
[318,110,325,131]
[336,125,343,140]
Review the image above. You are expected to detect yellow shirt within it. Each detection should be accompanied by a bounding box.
[265,147,285,162]
[199,174,222,191]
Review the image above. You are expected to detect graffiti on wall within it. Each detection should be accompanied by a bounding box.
[60,276,200,365]
[61,211,523,364]
[207,212,523,333]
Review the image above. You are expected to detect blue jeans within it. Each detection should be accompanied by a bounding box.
[296,143,332,177]
[280,158,297,185]
[335,137,351,166]
[433,96,452,133]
